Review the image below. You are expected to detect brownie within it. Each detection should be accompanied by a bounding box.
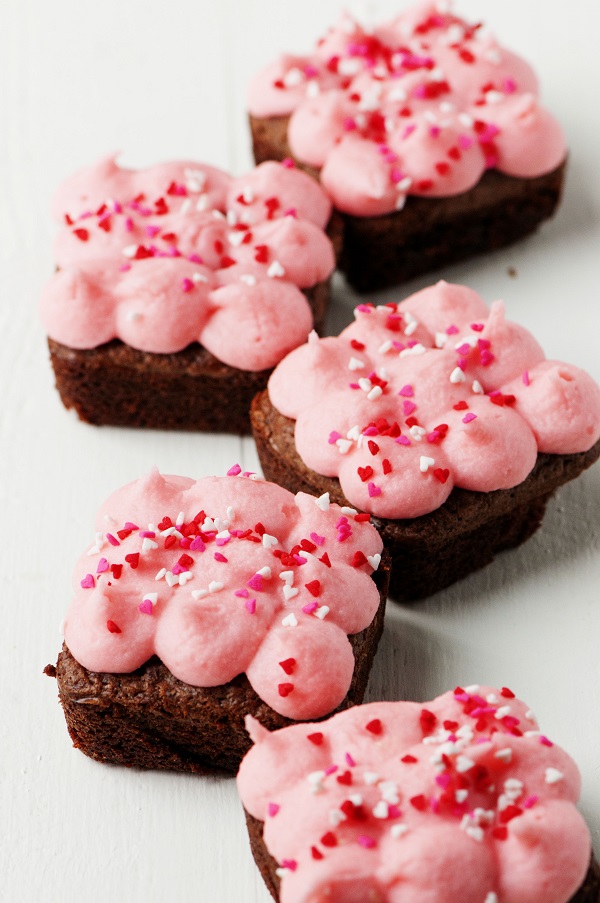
[244,810,600,903]
[47,279,329,434]
[249,112,565,293]
[251,389,600,601]
[45,551,389,774]
[42,156,342,432]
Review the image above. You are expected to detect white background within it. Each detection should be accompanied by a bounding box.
[1,1,600,900]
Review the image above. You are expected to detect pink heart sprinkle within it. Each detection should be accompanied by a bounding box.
[138,599,153,615]
[190,537,206,552]
[396,436,411,446]
[247,574,263,591]
[302,602,318,614]
[399,385,414,397]
[80,574,95,589]
[96,558,109,574]
[462,413,477,424]
[402,400,417,416]
[235,589,249,598]
[368,482,381,498]
[357,835,376,849]
[227,463,241,476]
[267,803,280,817]
[245,599,256,614]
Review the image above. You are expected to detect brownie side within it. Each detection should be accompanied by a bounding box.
[248,113,566,292]
[47,278,331,433]
[48,554,389,774]
[250,390,600,601]
[244,809,600,903]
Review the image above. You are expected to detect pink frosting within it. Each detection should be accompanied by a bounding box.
[237,686,591,903]
[248,3,566,216]
[40,156,334,370]
[63,469,383,720]
[268,282,600,519]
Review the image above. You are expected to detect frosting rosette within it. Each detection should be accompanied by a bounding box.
[238,686,591,903]
[248,2,566,216]
[268,281,600,519]
[40,155,335,371]
[64,469,383,720]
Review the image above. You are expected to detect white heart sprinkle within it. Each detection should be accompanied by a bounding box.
[208,581,223,593]
[165,571,178,587]
[262,534,278,549]
[545,768,564,785]
[283,585,299,601]
[142,593,158,605]
[282,613,298,627]
[279,571,294,585]
[314,605,330,619]
[367,554,381,570]
[315,493,330,511]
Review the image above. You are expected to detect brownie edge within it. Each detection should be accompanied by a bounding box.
[250,390,600,602]
[49,552,390,774]
[244,808,600,903]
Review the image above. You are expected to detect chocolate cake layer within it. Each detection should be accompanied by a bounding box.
[249,113,565,293]
[46,553,390,774]
[48,281,330,434]
[250,390,600,601]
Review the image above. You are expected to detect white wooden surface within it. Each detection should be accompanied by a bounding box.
[1,1,599,900]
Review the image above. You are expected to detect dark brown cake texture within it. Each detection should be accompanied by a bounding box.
[251,390,600,602]
[45,553,389,774]
[249,111,565,294]
[244,810,600,903]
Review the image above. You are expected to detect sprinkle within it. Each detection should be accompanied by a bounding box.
[315,493,330,511]
[463,413,477,424]
[279,658,296,675]
[367,553,381,569]
[268,803,280,817]
[494,748,513,763]
[484,894,498,903]
[366,719,383,736]
[419,456,435,473]
[227,463,241,476]
[142,537,158,552]
[245,599,256,614]
[80,574,95,589]
[391,824,409,839]
[106,620,121,634]
[282,613,298,627]
[545,768,564,785]
[357,835,376,849]
[450,367,466,384]
[367,482,381,498]
[307,732,324,746]
[278,683,294,697]
[267,260,285,278]
[138,598,153,615]
[283,585,299,601]
[208,581,223,593]
[314,606,330,619]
